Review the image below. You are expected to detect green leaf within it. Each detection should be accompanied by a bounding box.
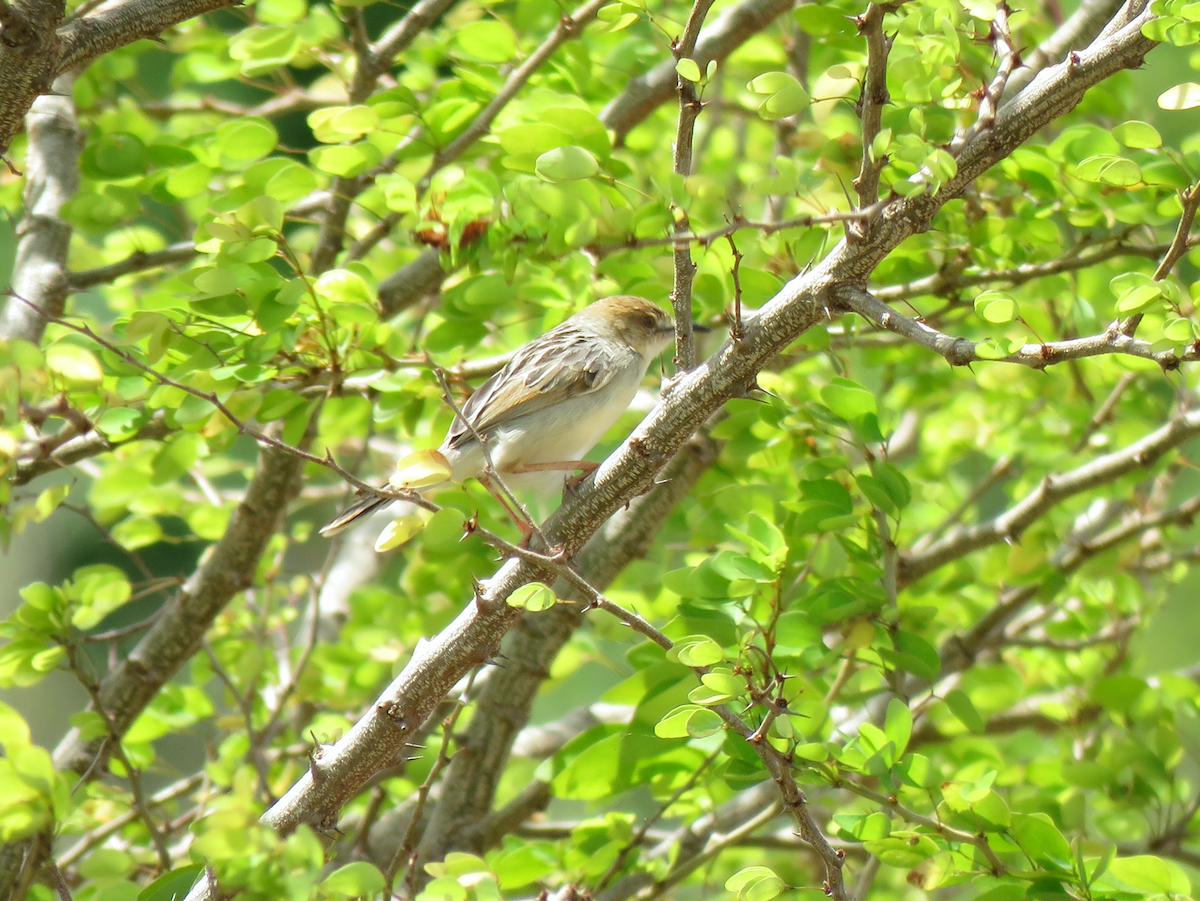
[88,133,149,179]
[863,833,939,867]
[1113,120,1162,149]
[974,290,1018,324]
[228,25,301,77]
[1010,814,1072,867]
[725,866,780,893]
[452,21,517,61]
[884,698,913,755]
[793,5,857,35]
[748,72,809,120]
[309,142,383,177]
[308,105,380,143]
[314,269,374,306]
[944,688,985,733]
[820,378,876,420]
[885,631,939,681]
[319,861,386,897]
[654,705,723,738]
[215,118,277,162]
[535,146,599,182]
[1163,317,1197,343]
[1159,82,1200,110]
[1102,855,1190,894]
[45,345,103,384]
[506,583,557,611]
[137,865,204,901]
[670,636,724,667]
[676,58,702,83]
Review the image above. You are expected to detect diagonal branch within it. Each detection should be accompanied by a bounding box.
[352,0,457,98]
[873,232,1200,302]
[1000,0,1124,101]
[14,413,171,485]
[899,411,1200,586]
[427,0,606,177]
[840,286,1199,371]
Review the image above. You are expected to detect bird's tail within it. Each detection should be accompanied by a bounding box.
[319,449,454,539]
[319,491,394,537]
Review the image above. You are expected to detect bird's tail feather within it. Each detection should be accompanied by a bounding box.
[319,492,393,537]
[320,450,453,539]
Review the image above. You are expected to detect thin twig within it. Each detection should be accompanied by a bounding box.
[950,1,1019,157]
[841,286,1200,372]
[1071,372,1137,452]
[725,231,745,343]
[669,0,718,373]
[911,453,1018,551]
[850,3,892,236]
[1121,177,1200,337]
[67,242,198,290]
[589,206,882,258]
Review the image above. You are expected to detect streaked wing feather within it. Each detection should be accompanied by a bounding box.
[445,325,617,449]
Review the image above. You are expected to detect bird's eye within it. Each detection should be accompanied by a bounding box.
[639,313,658,329]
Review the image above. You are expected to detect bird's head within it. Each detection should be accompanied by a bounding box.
[580,295,675,358]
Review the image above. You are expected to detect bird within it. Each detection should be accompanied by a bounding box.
[320,295,676,538]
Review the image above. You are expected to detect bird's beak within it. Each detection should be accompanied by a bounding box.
[662,321,710,334]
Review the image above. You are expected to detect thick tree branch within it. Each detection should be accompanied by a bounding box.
[14,412,171,485]
[1001,0,1124,100]
[1,74,78,344]
[0,0,63,160]
[376,250,446,319]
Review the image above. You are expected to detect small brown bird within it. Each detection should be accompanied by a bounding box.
[321,295,675,537]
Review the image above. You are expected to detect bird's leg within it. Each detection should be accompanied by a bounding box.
[505,460,599,492]
[478,473,538,544]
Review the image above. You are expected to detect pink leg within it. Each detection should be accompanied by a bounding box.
[479,474,537,543]
[504,460,599,493]
[504,460,598,474]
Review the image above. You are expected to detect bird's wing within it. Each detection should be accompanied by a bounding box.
[444,324,621,450]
